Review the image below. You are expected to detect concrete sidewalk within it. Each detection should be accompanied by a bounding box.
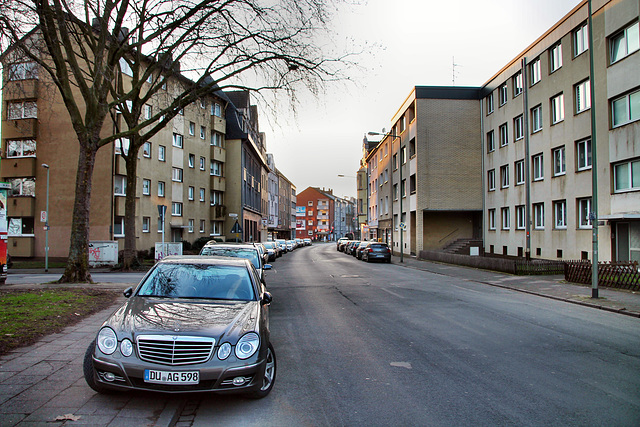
[392,254,640,318]
[0,290,183,427]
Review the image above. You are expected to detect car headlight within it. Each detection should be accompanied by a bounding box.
[235,332,259,359]
[217,342,232,360]
[97,327,118,355]
[120,339,133,357]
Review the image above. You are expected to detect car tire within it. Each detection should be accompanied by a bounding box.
[83,341,117,394]
[246,343,276,399]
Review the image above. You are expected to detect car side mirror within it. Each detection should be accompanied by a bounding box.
[123,287,133,298]
[261,291,273,305]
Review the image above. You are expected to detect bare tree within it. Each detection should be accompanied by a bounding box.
[1,0,356,280]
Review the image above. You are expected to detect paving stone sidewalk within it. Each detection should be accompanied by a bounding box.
[0,295,183,427]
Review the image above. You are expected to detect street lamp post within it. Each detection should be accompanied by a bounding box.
[42,164,50,272]
[368,131,403,263]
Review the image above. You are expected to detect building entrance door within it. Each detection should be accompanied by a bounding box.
[617,223,629,261]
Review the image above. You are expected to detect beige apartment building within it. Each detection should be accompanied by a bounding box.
[482,0,640,262]
[366,86,482,256]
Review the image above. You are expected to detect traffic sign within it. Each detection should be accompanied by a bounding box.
[230,220,242,234]
[398,222,407,230]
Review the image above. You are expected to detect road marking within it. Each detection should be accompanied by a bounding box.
[390,361,412,369]
[381,288,404,298]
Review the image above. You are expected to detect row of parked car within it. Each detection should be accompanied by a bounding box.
[84,237,311,399]
[336,238,392,263]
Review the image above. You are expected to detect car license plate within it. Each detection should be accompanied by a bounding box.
[144,369,199,385]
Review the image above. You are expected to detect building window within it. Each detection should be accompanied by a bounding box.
[189,122,195,136]
[487,169,496,191]
[7,101,37,120]
[515,160,525,185]
[200,188,205,202]
[550,42,563,72]
[611,89,640,127]
[576,139,592,171]
[575,80,591,113]
[514,115,524,141]
[188,186,194,201]
[409,174,416,194]
[188,154,195,168]
[531,105,543,133]
[211,161,223,176]
[172,167,183,182]
[7,217,35,236]
[142,179,150,195]
[401,179,406,197]
[486,94,494,114]
[142,141,151,158]
[554,200,567,229]
[574,22,589,57]
[210,190,223,206]
[8,62,38,80]
[114,175,126,196]
[212,103,222,117]
[200,157,206,170]
[533,154,544,181]
[516,205,526,230]
[200,126,206,140]
[211,132,223,147]
[114,217,125,237]
[308,210,313,216]
[553,146,566,176]
[173,133,183,148]
[308,220,313,226]
[512,71,523,97]
[501,207,510,230]
[188,219,194,233]
[533,203,544,229]
[551,93,565,124]
[172,202,183,217]
[499,123,508,147]
[157,215,164,232]
[613,159,640,192]
[210,221,223,236]
[144,104,152,120]
[158,181,165,197]
[142,217,150,233]
[610,21,639,64]
[499,83,508,106]
[6,140,36,157]
[500,165,509,189]
[158,145,166,161]
[200,99,206,109]
[486,130,495,152]
[530,58,541,85]
[308,201,313,206]
[578,197,592,228]
[488,209,496,230]
[115,138,130,155]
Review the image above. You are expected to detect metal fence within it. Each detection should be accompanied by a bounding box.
[564,260,640,291]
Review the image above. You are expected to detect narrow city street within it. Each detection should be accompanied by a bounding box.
[184,243,640,426]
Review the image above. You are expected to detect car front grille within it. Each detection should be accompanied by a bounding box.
[137,335,215,366]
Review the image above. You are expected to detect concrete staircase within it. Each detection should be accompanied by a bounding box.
[442,238,483,255]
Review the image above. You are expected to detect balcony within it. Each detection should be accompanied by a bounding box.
[2,118,37,139]
[1,157,36,178]
[4,80,38,101]
[211,146,226,162]
[210,204,226,219]
[8,236,35,257]
[211,176,225,191]
[8,196,36,217]
[211,116,226,134]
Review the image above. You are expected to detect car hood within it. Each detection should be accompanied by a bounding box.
[104,297,260,342]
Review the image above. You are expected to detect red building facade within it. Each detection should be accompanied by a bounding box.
[295,187,336,241]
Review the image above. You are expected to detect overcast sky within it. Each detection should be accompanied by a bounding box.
[263,0,583,200]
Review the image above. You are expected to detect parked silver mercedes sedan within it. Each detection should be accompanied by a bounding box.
[84,256,275,398]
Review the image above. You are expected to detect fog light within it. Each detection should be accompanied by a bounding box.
[232,377,246,386]
[103,372,116,382]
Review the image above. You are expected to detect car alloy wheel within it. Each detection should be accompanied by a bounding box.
[247,343,276,398]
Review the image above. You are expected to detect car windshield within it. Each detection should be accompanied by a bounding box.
[200,247,260,269]
[136,263,255,301]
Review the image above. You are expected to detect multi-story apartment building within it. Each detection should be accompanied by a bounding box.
[266,154,279,238]
[366,86,482,255]
[276,169,295,239]
[482,0,639,262]
[296,187,355,240]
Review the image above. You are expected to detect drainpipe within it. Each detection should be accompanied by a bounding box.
[588,0,599,298]
[522,57,531,261]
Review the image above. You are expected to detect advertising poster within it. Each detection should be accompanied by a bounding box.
[296,206,306,217]
[0,182,9,278]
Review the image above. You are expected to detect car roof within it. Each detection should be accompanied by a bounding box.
[203,243,259,250]
[160,255,251,267]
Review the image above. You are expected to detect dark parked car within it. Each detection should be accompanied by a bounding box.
[84,256,276,398]
[346,241,361,255]
[355,242,370,259]
[362,242,392,263]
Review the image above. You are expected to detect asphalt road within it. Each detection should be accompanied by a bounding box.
[189,243,640,426]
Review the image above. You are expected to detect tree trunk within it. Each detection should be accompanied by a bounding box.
[122,148,139,270]
[58,141,97,283]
